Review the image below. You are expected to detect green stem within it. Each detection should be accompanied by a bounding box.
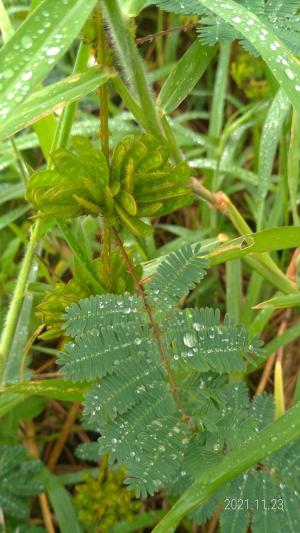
[112,75,149,131]
[102,0,163,138]
[192,179,298,295]
[57,221,105,294]
[0,221,40,382]
[96,4,110,163]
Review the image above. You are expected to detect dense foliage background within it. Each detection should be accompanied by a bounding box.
[1,0,300,531]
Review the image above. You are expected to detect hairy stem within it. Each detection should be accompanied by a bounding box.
[102,0,163,138]
[112,228,188,422]
[0,221,40,383]
[96,4,110,163]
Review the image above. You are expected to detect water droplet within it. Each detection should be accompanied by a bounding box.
[183,332,197,348]
[286,68,295,80]
[46,46,61,57]
[22,71,32,81]
[21,36,33,49]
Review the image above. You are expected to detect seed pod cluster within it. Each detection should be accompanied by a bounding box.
[26,134,193,236]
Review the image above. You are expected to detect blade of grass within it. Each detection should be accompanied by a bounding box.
[255,293,300,309]
[288,108,300,226]
[43,470,83,533]
[0,379,88,402]
[0,206,29,230]
[256,89,290,229]
[158,0,300,115]
[0,0,97,121]
[0,67,114,140]
[153,400,300,531]
[225,259,242,322]
[158,40,216,113]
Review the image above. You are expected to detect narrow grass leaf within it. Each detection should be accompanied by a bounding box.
[153,400,300,531]
[0,379,88,402]
[0,0,97,121]
[255,293,300,310]
[256,89,290,229]
[158,40,216,113]
[0,206,29,230]
[0,68,113,141]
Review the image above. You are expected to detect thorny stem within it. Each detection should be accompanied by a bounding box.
[112,228,189,423]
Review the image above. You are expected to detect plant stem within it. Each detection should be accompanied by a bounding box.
[192,178,298,295]
[96,4,112,289]
[50,41,91,152]
[112,228,189,422]
[0,41,92,383]
[102,0,163,138]
[0,221,40,383]
[96,4,110,163]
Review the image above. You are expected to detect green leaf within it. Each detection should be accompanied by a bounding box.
[0,445,43,519]
[256,89,291,229]
[0,205,29,230]
[208,227,300,265]
[158,40,216,113]
[121,0,151,15]
[0,379,88,402]
[0,0,97,122]
[255,293,300,310]
[0,67,114,141]
[43,471,83,533]
[158,0,300,114]
[147,243,208,307]
[152,401,300,532]
[1,183,25,204]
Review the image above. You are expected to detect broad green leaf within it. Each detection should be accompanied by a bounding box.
[255,293,300,310]
[0,0,97,121]
[0,67,114,140]
[158,40,216,113]
[0,379,88,402]
[153,401,300,532]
